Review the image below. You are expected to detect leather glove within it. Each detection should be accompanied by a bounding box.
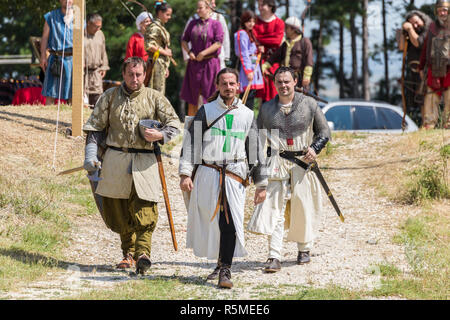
[83,142,100,173]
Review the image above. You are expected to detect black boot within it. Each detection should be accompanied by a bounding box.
[136,253,152,275]
[297,251,311,265]
[218,266,233,289]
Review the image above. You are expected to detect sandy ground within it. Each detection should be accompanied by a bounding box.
[0,106,422,299]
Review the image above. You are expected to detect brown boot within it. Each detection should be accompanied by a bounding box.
[136,253,152,275]
[116,253,135,269]
[207,265,221,280]
[218,267,233,289]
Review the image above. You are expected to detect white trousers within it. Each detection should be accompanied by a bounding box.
[268,181,313,261]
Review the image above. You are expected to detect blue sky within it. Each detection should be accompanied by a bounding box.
[266,0,431,101]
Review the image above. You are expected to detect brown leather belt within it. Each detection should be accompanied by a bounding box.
[49,50,73,57]
[202,163,249,224]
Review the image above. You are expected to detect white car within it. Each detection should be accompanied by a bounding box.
[320,100,419,133]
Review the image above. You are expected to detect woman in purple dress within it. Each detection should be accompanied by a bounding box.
[234,10,264,110]
[180,0,224,116]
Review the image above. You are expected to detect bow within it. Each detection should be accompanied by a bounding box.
[301,0,312,33]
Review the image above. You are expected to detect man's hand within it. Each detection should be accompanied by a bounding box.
[402,21,413,32]
[180,175,193,192]
[144,128,163,142]
[303,147,317,163]
[40,56,48,72]
[246,71,254,82]
[302,78,311,91]
[254,188,266,205]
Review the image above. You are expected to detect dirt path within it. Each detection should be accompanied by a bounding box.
[1,109,418,299]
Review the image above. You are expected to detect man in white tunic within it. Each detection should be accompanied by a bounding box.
[247,67,331,272]
[179,68,267,288]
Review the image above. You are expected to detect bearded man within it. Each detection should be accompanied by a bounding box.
[419,0,450,129]
[398,10,433,125]
[179,68,267,289]
[83,57,180,275]
[247,67,330,272]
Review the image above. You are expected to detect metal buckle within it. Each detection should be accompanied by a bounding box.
[122,147,129,153]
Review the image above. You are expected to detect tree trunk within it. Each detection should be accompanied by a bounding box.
[313,17,325,95]
[339,21,345,98]
[362,0,370,101]
[350,10,360,98]
[285,0,290,17]
[382,0,390,101]
[247,0,256,12]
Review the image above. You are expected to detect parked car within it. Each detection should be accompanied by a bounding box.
[320,100,419,133]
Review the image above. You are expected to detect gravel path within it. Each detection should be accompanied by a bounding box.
[3,133,417,300]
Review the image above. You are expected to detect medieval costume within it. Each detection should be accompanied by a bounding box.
[125,12,153,62]
[247,91,330,268]
[182,12,230,69]
[144,18,172,94]
[83,83,180,274]
[400,11,433,125]
[234,28,264,110]
[180,17,224,113]
[262,20,314,91]
[84,29,109,107]
[419,2,450,129]
[41,8,73,100]
[253,14,285,102]
[179,95,267,287]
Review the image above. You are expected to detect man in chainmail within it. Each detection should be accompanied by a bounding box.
[83,57,180,275]
[247,66,330,272]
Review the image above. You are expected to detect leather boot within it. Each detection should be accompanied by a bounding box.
[116,253,135,269]
[218,266,233,289]
[263,258,281,273]
[297,251,311,265]
[207,264,221,280]
[136,253,152,275]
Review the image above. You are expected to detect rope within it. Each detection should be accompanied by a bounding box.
[51,1,79,170]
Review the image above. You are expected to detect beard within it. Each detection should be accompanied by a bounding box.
[438,15,448,26]
[415,25,424,34]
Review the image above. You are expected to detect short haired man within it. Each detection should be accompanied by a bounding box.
[84,13,109,108]
[248,67,331,272]
[83,57,180,274]
[179,68,267,288]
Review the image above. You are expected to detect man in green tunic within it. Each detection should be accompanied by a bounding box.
[83,57,180,274]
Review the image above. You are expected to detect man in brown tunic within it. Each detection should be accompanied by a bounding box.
[84,13,109,107]
[262,16,314,91]
[83,57,180,274]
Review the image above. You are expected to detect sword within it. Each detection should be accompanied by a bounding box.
[279,151,345,223]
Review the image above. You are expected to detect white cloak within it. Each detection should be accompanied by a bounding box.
[179,97,255,260]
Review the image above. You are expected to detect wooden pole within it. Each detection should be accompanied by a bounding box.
[72,0,85,137]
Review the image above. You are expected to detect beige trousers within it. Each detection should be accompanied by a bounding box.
[422,87,450,128]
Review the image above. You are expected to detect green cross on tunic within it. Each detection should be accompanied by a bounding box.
[210,114,246,153]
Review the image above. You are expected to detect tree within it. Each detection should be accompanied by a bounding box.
[362,0,370,101]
